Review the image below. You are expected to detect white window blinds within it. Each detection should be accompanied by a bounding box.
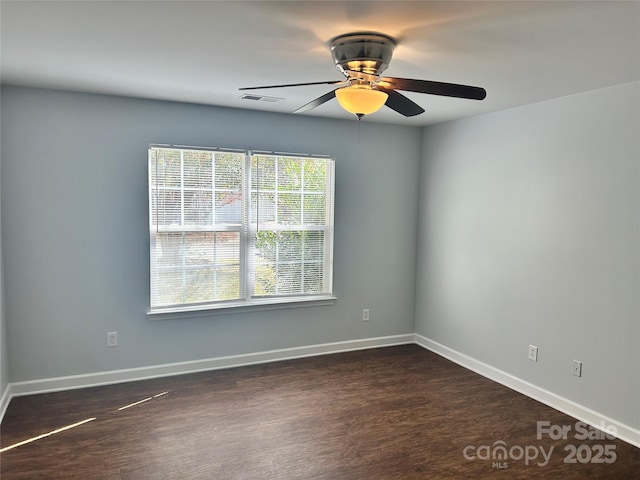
[251,154,334,297]
[149,146,334,312]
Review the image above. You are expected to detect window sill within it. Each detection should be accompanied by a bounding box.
[147,295,337,320]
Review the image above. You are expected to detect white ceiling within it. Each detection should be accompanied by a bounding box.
[1,0,639,126]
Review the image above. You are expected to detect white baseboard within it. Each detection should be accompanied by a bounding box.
[414,333,640,449]
[0,383,11,422]
[3,332,639,451]
[5,334,415,400]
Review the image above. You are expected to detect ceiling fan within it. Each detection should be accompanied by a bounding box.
[240,32,487,118]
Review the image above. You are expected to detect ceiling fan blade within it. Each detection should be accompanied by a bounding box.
[240,80,344,91]
[380,77,487,100]
[377,88,425,117]
[294,89,337,114]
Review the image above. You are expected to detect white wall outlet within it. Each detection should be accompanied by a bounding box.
[528,345,538,362]
[362,308,370,322]
[107,331,118,347]
[572,360,582,377]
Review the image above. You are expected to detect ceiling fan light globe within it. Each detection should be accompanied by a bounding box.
[335,86,388,116]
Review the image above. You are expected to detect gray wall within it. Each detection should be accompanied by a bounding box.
[0,140,7,397]
[416,81,640,429]
[1,86,421,382]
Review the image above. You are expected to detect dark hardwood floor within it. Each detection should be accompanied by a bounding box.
[1,345,638,479]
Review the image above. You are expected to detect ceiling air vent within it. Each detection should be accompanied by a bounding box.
[241,94,283,103]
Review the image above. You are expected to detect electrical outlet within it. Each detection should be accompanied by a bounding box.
[528,345,538,362]
[362,309,370,322]
[107,332,118,347]
[572,360,582,377]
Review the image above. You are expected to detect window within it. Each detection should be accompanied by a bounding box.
[148,145,335,313]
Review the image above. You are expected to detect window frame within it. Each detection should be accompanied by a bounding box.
[147,144,336,318]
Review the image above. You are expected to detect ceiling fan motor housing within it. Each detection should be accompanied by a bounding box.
[330,32,396,76]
